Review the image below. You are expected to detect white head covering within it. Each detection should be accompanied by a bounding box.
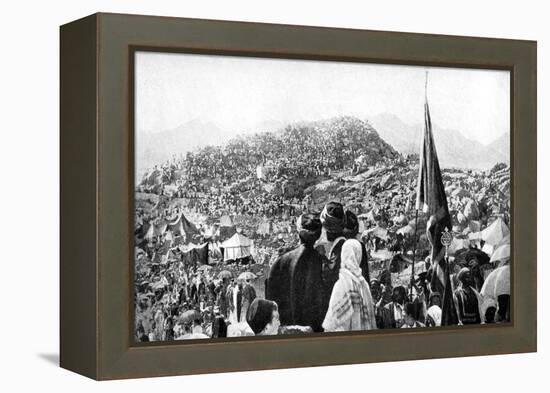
[323,239,377,332]
[340,239,364,279]
[427,305,442,326]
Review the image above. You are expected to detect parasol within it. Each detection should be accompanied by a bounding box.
[179,309,202,324]
[480,265,510,298]
[197,265,213,272]
[237,271,257,281]
[217,270,233,279]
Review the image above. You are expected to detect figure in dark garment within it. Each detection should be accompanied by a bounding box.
[266,213,325,332]
[454,267,481,325]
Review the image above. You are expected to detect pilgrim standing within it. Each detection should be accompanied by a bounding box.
[266,213,325,332]
[239,279,257,323]
[343,210,371,284]
[322,239,377,332]
[315,201,347,317]
[380,286,407,329]
[454,268,482,325]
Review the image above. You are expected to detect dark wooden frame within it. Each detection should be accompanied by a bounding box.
[60,12,537,380]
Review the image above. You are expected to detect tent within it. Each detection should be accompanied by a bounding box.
[219,215,234,227]
[498,233,510,247]
[180,242,209,266]
[221,233,253,261]
[469,217,509,246]
[491,244,510,264]
[144,220,168,241]
[167,212,199,236]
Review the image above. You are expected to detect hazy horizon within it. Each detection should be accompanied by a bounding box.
[136,51,510,146]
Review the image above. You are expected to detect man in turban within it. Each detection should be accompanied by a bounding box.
[454,267,482,325]
[266,213,325,332]
[380,285,407,329]
[316,201,347,317]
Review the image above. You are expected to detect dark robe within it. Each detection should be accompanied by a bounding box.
[380,302,405,329]
[266,244,325,332]
[189,282,206,304]
[215,284,229,317]
[212,315,227,338]
[454,286,481,324]
[239,284,257,322]
[359,241,370,284]
[320,237,346,317]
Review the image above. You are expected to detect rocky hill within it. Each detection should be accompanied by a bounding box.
[139,116,401,199]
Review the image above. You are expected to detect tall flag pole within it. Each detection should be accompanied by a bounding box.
[415,71,458,325]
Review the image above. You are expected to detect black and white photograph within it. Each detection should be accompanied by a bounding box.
[133,51,511,342]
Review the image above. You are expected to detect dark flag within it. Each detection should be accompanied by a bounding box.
[416,96,459,326]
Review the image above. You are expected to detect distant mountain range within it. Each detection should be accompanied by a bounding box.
[136,119,288,177]
[136,119,226,177]
[369,113,509,169]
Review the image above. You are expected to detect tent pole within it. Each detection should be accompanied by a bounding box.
[410,208,419,301]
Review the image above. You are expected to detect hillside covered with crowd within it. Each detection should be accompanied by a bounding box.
[134,115,511,342]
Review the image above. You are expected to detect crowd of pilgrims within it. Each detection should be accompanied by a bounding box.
[135,201,508,342]
[136,118,399,220]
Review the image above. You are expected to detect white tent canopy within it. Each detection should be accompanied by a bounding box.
[468,217,509,246]
[221,233,253,261]
[219,215,234,227]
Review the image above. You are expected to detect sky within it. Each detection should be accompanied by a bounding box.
[135,51,510,145]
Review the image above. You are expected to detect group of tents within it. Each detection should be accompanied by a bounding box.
[138,211,255,264]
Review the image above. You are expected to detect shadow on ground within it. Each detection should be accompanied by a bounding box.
[38,353,59,366]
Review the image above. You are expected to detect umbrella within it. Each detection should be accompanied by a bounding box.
[197,265,212,272]
[179,309,202,324]
[490,244,510,263]
[481,265,510,298]
[454,248,490,267]
[397,225,414,236]
[237,271,257,281]
[217,270,233,279]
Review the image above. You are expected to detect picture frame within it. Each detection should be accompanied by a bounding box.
[60,12,537,380]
